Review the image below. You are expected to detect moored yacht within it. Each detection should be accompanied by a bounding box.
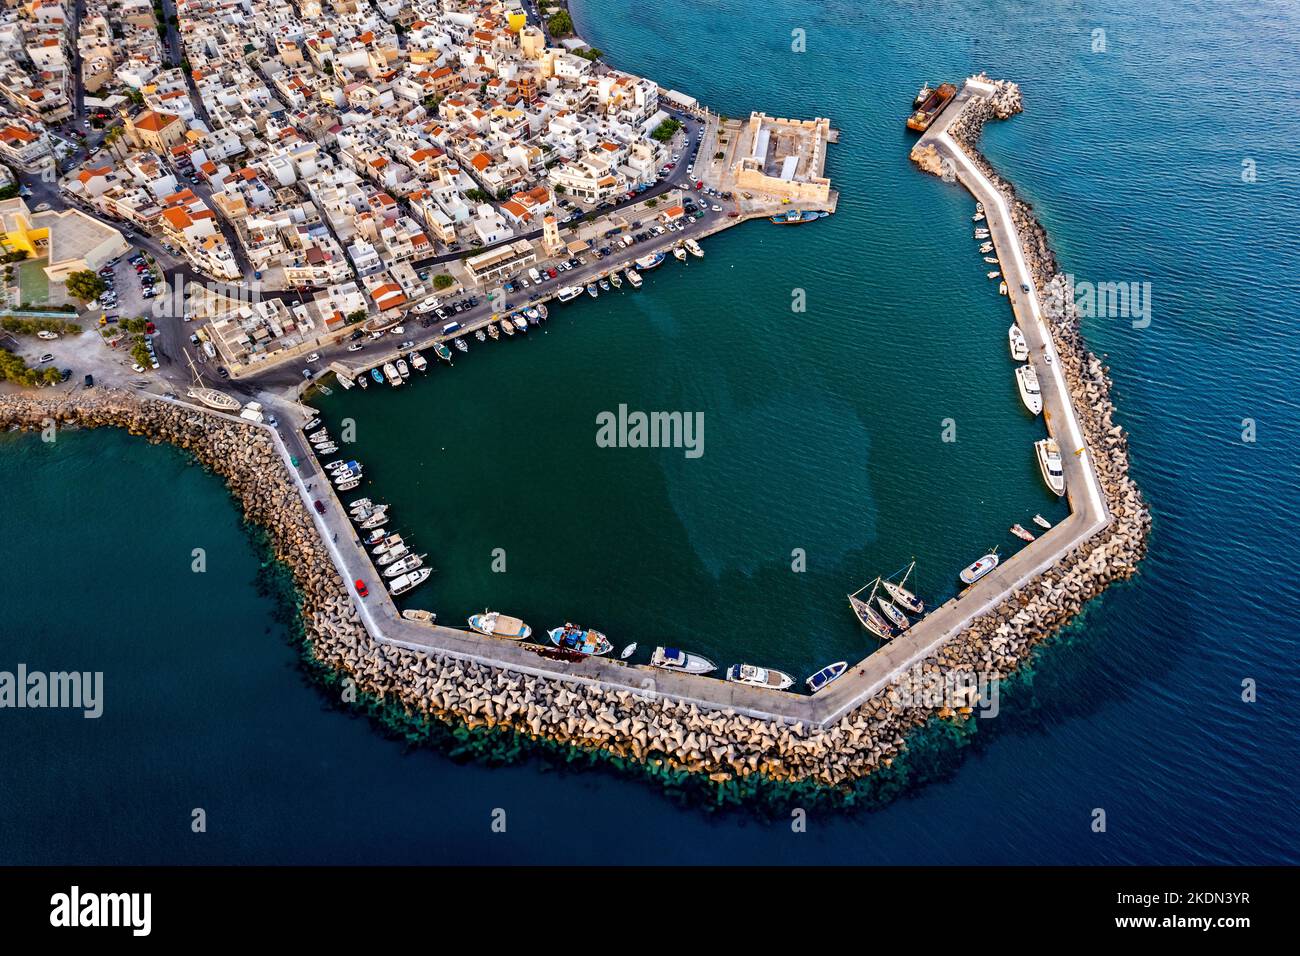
[1008,324,1030,361]
[685,238,704,258]
[1016,364,1043,414]
[383,553,425,577]
[806,661,848,694]
[547,623,613,656]
[389,567,431,596]
[382,362,401,386]
[468,610,531,641]
[1035,437,1066,496]
[650,646,716,674]
[876,596,911,631]
[882,580,924,615]
[959,552,999,585]
[725,663,795,690]
[625,269,642,288]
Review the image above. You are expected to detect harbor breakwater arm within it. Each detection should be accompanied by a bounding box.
[0,78,1148,791]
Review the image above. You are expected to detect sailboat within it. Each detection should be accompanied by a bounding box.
[881,561,925,615]
[184,354,240,412]
[848,578,894,640]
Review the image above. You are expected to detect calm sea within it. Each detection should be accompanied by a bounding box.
[1,0,1296,863]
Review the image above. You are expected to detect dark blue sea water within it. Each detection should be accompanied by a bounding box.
[1,0,1297,863]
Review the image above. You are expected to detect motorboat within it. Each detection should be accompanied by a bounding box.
[882,580,924,615]
[337,375,354,390]
[382,362,401,386]
[410,351,428,372]
[586,284,599,298]
[999,281,1008,295]
[625,269,642,288]
[1010,524,1036,542]
[357,511,389,530]
[649,646,717,674]
[620,643,637,659]
[635,252,665,270]
[876,596,911,631]
[500,319,515,336]
[383,553,425,577]
[1035,438,1066,496]
[1032,514,1053,530]
[609,272,623,289]
[371,534,402,555]
[389,568,431,596]
[598,279,610,291]
[547,623,613,656]
[467,611,532,641]
[959,552,999,585]
[395,358,410,379]
[377,545,411,566]
[673,244,687,261]
[475,329,486,342]
[987,270,1001,280]
[357,373,368,389]
[1016,364,1043,415]
[512,314,528,332]
[685,238,704,258]
[453,337,468,352]
[984,256,1000,264]
[349,498,374,514]
[315,443,338,455]
[336,477,360,491]
[725,663,794,690]
[402,609,436,625]
[486,323,499,339]
[1008,324,1030,361]
[370,368,384,384]
[304,418,322,432]
[434,342,453,362]
[806,661,848,694]
[556,286,583,302]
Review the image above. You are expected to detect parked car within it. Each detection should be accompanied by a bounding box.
[313,500,326,515]
[354,579,369,598]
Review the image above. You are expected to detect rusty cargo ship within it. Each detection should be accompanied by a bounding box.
[907,82,956,132]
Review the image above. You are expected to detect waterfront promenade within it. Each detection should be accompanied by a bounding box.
[238,77,1115,729]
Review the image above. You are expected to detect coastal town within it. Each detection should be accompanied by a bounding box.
[0,0,834,394]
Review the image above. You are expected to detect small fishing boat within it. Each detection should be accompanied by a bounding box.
[685,238,704,258]
[363,528,387,545]
[1008,324,1030,361]
[877,596,911,631]
[433,342,453,362]
[725,663,795,690]
[1016,364,1043,415]
[635,252,665,270]
[349,498,374,514]
[609,272,623,289]
[999,281,1008,295]
[1010,523,1036,542]
[383,553,425,577]
[959,552,1000,585]
[474,329,486,342]
[1033,514,1053,530]
[357,374,368,389]
[410,351,428,372]
[467,610,531,641]
[979,242,994,253]
[882,579,924,615]
[512,314,528,332]
[598,279,611,291]
[395,358,410,379]
[500,319,515,336]
[370,368,384,384]
[619,642,637,659]
[1035,438,1066,496]
[337,375,354,390]
[389,567,431,596]
[547,623,613,656]
[973,212,986,223]
[486,323,499,339]
[453,337,468,353]
[586,283,599,298]
[976,202,984,213]
[315,443,338,455]
[849,594,894,640]
[984,256,1000,264]
[304,418,322,432]
[987,270,1001,280]
[382,362,401,386]
[524,307,540,324]
[358,512,389,529]
[371,534,402,555]
[536,304,548,321]
[625,269,642,288]
[402,609,436,625]
[806,661,848,694]
[377,544,410,566]
[673,244,687,261]
[336,477,360,491]
[650,646,716,674]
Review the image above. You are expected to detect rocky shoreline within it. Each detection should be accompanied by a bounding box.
[0,90,1148,798]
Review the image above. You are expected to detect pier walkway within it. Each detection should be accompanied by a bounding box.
[205,78,1112,730]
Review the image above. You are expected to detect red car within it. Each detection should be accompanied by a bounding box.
[547,268,558,278]
[354,579,369,598]
[695,180,703,189]
[313,499,326,515]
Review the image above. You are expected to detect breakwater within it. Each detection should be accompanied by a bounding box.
[0,78,1148,797]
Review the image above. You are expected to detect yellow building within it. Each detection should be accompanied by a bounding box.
[507,10,527,31]
[0,197,130,283]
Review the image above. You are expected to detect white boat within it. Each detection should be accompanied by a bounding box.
[487,323,499,339]
[984,256,1000,264]
[363,529,387,546]
[377,544,411,566]
[882,579,924,615]
[382,362,401,386]
[725,663,794,690]
[410,351,427,372]
[1015,364,1043,415]
[685,238,704,258]
[308,427,329,440]
[413,299,441,314]
[389,568,431,596]
[987,270,1001,280]
[1035,438,1066,496]
[358,512,389,529]
[974,229,990,239]
[999,281,1008,295]
[556,286,583,302]
[402,609,436,625]
[972,212,986,222]
[454,337,469,352]
[357,374,368,389]
[332,469,360,486]
[1032,514,1053,530]
[336,478,360,491]
[673,244,687,261]
[475,329,486,342]
[959,553,999,585]
[625,269,642,289]
[849,593,894,640]
[304,418,322,432]
[979,242,994,253]
[315,443,338,454]
[467,610,531,641]
[349,498,374,513]
[1008,324,1030,361]
[1010,524,1036,542]
[619,642,637,659]
[186,387,241,413]
[512,315,528,332]
[609,272,623,288]
[876,596,911,631]
[806,661,848,694]
[338,375,354,390]
[372,534,403,555]
[650,646,716,674]
[395,358,410,379]
[383,553,425,577]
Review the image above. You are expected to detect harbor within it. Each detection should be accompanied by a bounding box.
[0,74,1148,790]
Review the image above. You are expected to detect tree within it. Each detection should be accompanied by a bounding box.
[346,309,367,324]
[650,118,682,143]
[432,274,454,291]
[65,270,107,303]
[547,11,574,35]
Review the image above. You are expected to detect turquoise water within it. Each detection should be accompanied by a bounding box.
[2,0,1298,863]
